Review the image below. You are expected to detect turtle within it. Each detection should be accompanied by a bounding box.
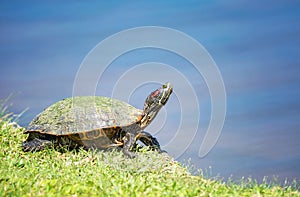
[22,82,173,158]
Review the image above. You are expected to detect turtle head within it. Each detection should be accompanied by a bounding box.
[141,82,173,129]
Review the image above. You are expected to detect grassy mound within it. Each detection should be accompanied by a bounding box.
[0,110,299,196]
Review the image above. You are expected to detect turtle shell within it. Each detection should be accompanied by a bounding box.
[26,96,143,135]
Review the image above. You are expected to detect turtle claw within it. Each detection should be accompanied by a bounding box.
[123,150,137,159]
[158,149,167,154]
[138,131,165,153]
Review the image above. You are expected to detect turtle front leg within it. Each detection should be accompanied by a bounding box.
[122,132,137,158]
[138,131,166,153]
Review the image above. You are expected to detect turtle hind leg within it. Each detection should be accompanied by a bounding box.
[22,138,53,152]
[138,131,166,153]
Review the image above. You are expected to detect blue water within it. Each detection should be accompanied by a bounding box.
[1,1,300,183]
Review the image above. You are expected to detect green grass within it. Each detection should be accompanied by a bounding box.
[0,108,299,196]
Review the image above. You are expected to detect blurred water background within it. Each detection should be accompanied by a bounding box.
[0,1,299,183]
